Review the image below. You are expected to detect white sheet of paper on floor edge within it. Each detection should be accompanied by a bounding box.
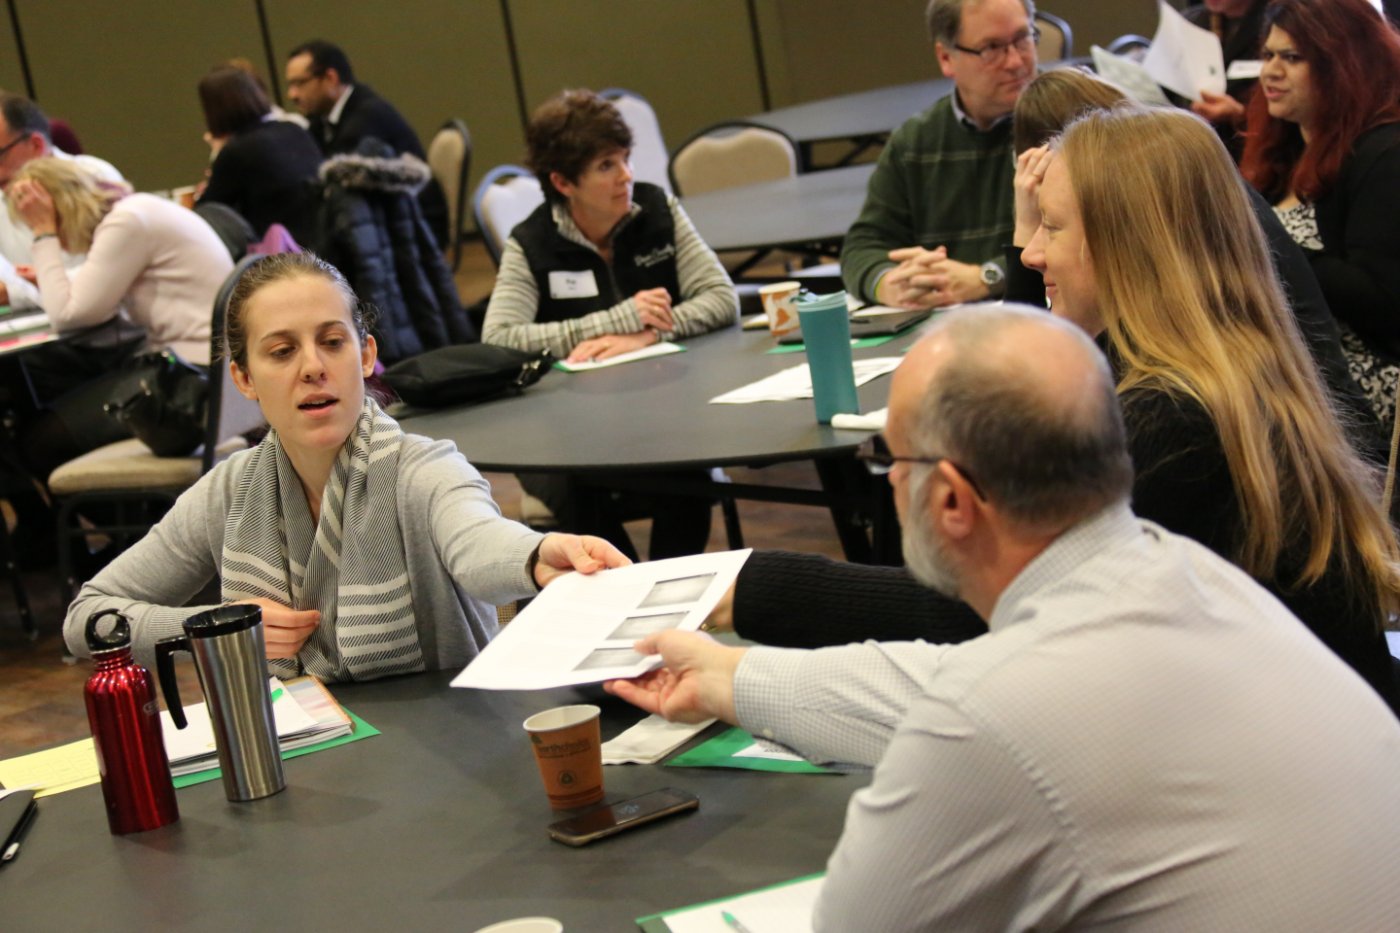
[453,549,753,690]
[1141,0,1226,99]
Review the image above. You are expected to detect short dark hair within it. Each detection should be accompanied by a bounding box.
[0,93,50,143]
[198,67,272,137]
[925,0,1036,45]
[287,39,355,85]
[525,89,632,202]
[910,304,1133,531]
[225,252,374,368]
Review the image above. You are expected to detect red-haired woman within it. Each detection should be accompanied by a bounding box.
[1241,0,1400,428]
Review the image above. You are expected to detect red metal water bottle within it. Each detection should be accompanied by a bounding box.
[83,609,180,834]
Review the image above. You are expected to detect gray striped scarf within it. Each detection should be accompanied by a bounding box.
[221,398,424,681]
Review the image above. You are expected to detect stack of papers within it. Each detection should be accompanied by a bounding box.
[710,358,901,405]
[160,676,352,777]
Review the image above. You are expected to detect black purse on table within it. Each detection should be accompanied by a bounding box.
[381,344,553,408]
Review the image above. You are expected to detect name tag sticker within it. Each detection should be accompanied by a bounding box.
[1226,60,1262,80]
[548,270,600,300]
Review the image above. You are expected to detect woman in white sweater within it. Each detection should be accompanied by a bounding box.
[6,156,233,480]
[8,156,231,365]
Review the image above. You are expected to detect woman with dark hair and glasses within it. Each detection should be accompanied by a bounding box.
[195,65,323,244]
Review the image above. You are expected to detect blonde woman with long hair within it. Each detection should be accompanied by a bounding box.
[1023,105,1400,710]
[7,156,233,481]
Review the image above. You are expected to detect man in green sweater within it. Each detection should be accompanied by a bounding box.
[842,0,1036,309]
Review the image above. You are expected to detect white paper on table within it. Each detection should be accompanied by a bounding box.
[830,407,886,431]
[453,549,752,690]
[0,312,49,335]
[553,340,683,372]
[602,713,716,765]
[709,357,901,405]
[159,677,318,766]
[732,737,807,762]
[660,875,822,933]
[1142,0,1226,99]
[1090,45,1172,106]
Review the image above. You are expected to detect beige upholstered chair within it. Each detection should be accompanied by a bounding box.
[427,119,472,271]
[668,122,800,198]
[49,256,267,602]
[472,165,545,267]
[599,88,673,195]
[668,121,802,277]
[1034,10,1074,61]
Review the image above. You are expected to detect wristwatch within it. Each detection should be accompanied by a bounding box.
[980,261,1006,291]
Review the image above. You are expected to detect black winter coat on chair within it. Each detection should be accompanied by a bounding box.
[313,139,477,364]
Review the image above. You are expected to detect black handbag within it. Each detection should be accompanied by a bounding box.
[104,350,209,457]
[381,344,553,408]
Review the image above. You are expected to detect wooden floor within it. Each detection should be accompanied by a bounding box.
[0,240,851,762]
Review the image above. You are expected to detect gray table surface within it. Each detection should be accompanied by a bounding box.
[680,163,875,256]
[398,321,908,474]
[746,79,951,147]
[3,672,864,930]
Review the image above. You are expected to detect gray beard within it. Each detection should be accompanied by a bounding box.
[901,467,961,598]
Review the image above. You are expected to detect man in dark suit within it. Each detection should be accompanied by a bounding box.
[285,39,446,243]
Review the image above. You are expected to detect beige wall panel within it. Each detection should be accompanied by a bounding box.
[1040,0,1161,51]
[263,0,522,203]
[17,1,265,191]
[511,0,765,151]
[759,0,938,107]
[759,0,1161,109]
[0,8,26,95]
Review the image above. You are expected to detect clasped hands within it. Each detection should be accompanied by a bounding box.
[876,246,985,309]
[565,287,673,363]
[244,532,630,659]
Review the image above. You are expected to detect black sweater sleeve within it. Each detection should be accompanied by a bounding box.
[1311,125,1400,343]
[731,549,986,649]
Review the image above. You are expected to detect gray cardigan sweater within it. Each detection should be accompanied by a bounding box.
[63,434,544,677]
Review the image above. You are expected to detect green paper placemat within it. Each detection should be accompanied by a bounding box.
[765,335,895,355]
[665,726,834,774]
[172,708,380,789]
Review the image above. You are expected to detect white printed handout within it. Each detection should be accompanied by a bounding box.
[1142,0,1226,99]
[709,357,901,405]
[553,340,684,372]
[452,549,752,690]
[1090,45,1172,106]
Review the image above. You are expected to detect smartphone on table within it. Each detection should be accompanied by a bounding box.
[547,787,699,847]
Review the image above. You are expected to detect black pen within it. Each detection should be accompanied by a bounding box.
[2,799,37,863]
